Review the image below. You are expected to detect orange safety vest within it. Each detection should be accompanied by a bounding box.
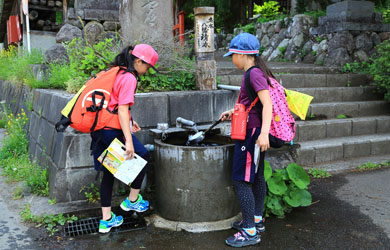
[55,67,132,133]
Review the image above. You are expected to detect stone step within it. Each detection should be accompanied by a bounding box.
[294,133,390,165]
[216,61,339,75]
[218,73,370,88]
[295,116,390,143]
[292,86,381,103]
[308,100,390,119]
[301,154,390,173]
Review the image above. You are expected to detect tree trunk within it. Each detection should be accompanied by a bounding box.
[240,0,248,25]
[248,0,254,19]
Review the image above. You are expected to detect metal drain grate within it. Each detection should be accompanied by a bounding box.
[65,215,146,236]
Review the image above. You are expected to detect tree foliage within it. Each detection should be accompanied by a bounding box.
[181,0,249,32]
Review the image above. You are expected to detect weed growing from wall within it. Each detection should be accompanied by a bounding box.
[0,108,48,196]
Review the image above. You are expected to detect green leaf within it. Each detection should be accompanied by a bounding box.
[268,175,288,195]
[264,160,272,182]
[284,189,312,207]
[275,169,289,181]
[286,163,310,189]
[266,195,285,217]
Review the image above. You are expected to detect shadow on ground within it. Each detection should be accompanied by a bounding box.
[27,168,390,249]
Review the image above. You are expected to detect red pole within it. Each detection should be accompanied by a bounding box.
[178,10,185,46]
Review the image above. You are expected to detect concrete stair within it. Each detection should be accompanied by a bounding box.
[217,61,390,171]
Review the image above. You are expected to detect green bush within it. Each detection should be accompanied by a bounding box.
[0,109,48,196]
[254,1,280,19]
[0,46,44,86]
[65,37,120,78]
[279,46,287,58]
[368,40,390,101]
[0,110,29,159]
[308,168,331,178]
[241,22,256,35]
[340,61,369,74]
[0,37,197,93]
[383,9,390,23]
[264,161,312,218]
[139,63,196,92]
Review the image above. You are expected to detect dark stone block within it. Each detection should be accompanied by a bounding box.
[212,90,237,121]
[40,90,53,121]
[30,112,41,142]
[47,90,73,124]
[48,166,69,202]
[168,91,213,126]
[51,130,65,168]
[132,93,169,128]
[38,121,55,156]
[66,168,96,201]
[32,90,40,112]
[75,0,119,10]
[84,9,105,21]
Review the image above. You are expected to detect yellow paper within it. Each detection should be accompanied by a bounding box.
[285,89,313,120]
[97,138,147,185]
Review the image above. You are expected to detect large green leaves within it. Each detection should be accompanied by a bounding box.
[266,195,284,217]
[284,189,312,207]
[264,160,273,181]
[264,162,313,217]
[267,175,288,195]
[286,163,310,189]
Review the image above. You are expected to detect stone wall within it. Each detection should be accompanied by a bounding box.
[44,0,121,63]
[215,14,390,67]
[0,80,238,202]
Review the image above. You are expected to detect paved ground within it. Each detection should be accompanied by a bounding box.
[1,167,388,249]
[0,129,389,249]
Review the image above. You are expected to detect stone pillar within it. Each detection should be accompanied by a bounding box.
[194,7,216,90]
[119,0,174,65]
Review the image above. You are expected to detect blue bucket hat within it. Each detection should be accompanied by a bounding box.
[223,33,260,57]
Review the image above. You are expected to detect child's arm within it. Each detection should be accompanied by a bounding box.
[257,89,272,151]
[118,104,135,159]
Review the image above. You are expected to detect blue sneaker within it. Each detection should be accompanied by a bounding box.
[225,230,261,247]
[120,194,149,212]
[98,212,123,233]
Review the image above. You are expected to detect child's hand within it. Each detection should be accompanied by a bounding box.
[219,110,233,121]
[132,121,141,133]
[124,141,135,160]
[256,132,270,152]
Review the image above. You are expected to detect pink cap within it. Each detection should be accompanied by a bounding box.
[131,44,159,68]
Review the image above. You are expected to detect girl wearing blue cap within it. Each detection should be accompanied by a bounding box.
[219,33,274,247]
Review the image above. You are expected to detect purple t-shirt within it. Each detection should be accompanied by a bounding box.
[238,67,269,129]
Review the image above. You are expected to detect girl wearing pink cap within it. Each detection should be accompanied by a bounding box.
[90,44,159,233]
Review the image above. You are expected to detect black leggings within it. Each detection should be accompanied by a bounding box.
[100,153,150,207]
[233,155,267,228]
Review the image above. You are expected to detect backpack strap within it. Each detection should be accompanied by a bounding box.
[244,66,264,117]
[86,91,106,132]
[55,115,72,132]
[245,66,286,148]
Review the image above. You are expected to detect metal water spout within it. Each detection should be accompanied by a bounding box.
[176,117,198,132]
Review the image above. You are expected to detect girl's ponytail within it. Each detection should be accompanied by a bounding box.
[110,45,138,77]
[253,55,275,86]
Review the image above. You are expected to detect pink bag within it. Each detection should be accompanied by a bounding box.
[268,78,295,141]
